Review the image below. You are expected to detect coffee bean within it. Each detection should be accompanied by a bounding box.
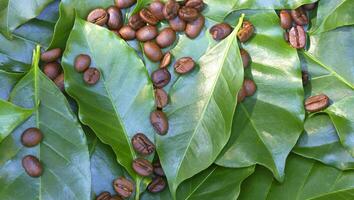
[163,0,180,20]
[155,88,169,109]
[83,68,100,85]
[303,3,317,10]
[284,30,290,42]
[115,0,136,8]
[185,0,204,12]
[289,25,306,49]
[169,16,186,32]
[185,15,205,39]
[41,48,62,62]
[132,133,155,155]
[21,128,43,147]
[153,160,165,176]
[87,9,108,26]
[113,177,134,198]
[178,6,199,22]
[128,14,146,30]
[132,158,153,176]
[136,25,158,42]
[149,1,165,20]
[237,20,254,43]
[243,79,257,97]
[96,191,111,200]
[240,49,250,68]
[144,41,163,62]
[22,155,43,177]
[54,73,65,91]
[302,70,309,85]
[150,110,169,135]
[140,8,159,25]
[210,23,233,41]
[148,177,166,193]
[291,7,308,25]
[280,10,292,29]
[156,27,176,48]
[74,54,91,73]
[152,69,171,88]
[119,25,136,40]
[107,6,123,30]
[237,86,246,102]
[160,52,172,68]
[43,62,61,80]
[305,94,330,112]
[174,57,195,74]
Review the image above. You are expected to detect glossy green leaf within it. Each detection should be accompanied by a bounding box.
[216,10,305,181]
[0,46,91,200]
[239,154,354,200]
[0,70,24,100]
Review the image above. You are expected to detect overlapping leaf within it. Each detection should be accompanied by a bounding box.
[0,70,23,100]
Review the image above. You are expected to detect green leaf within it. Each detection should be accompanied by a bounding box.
[157,14,245,198]
[0,46,91,200]
[0,70,24,100]
[239,154,354,200]
[216,10,305,181]
[0,99,33,143]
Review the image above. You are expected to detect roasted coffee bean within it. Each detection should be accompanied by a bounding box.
[210,23,233,41]
[185,0,204,12]
[163,0,180,20]
[144,41,163,62]
[136,25,158,42]
[303,3,317,10]
[128,14,146,30]
[302,70,309,85]
[54,73,65,91]
[22,155,43,177]
[107,6,123,30]
[110,195,123,200]
[291,7,308,25]
[96,191,111,200]
[284,30,290,42]
[119,25,136,40]
[305,94,330,112]
[132,158,153,176]
[140,8,159,25]
[156,27,176,48]
[21,128,43,147]
[160,52,172,68]
[289,25,306,49]
[169,16,186,32]
[174,57,195,74]
[113,177,134,198]
[178,6,199,22]
[115,0,136,8]
[43,62,61,80]
[237,20,254,42]
[153,160,165,176]
[150,110,169,135]
[155,88,169,109]
[151,69,171,88]
[148,177,166,193]
[149,1,165,20]
[240,49,250,68]
[280,10,292,29]
[237,86,246,102]
[83,68,100,85]
[243,79,257,97]
[74,54,91,73]
[41,48,62,62]
[87,9,108,26]
[185,15,205,38]
[132,133,155,155]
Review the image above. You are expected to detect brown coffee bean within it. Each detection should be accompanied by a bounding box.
[284,30,290,42]
[107,6,123,30]
[96,191,111,200]
[132,158,153,177]
[185,0,204,12]
[240,49,250,68]
[41,48,62,62]
[83,68,100,85]
[289,25,306,49]
[151,69,171,88]
[155,88,169,109]
[110,195,123,200]
[150,110,169,135]
[174,57,195,74]
[74,54,91,73]
[43,62,61,80]
[148,177,166,193]
[178,6,199,22]
[119,25,136,40]
[87,9,108,26]
[302,70,309,85]
[21,128,43,147]
[237,86,247,102]
[149,1,165,20]
[113,177,134,198]
[237,20,254,43]
[243,79,257,97]
[128,14,146,30]
[115,0,136,8]
[169,16,186,32]
[136,25,158,42]
[156,27,176,48]
[163,0,180,20]
[185,15,205,39]
[131,133,155,155]
[140,8,159,25]
[160,52,172,68]
[153,160,165,176]
[144,41,163,62]
[305,94,330,112]
[54,73,65,91]
[210,23,233,41]
[22,155,43,177]
[291,7,308,25]
[280,10,292,29]
[303,3,317,10]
